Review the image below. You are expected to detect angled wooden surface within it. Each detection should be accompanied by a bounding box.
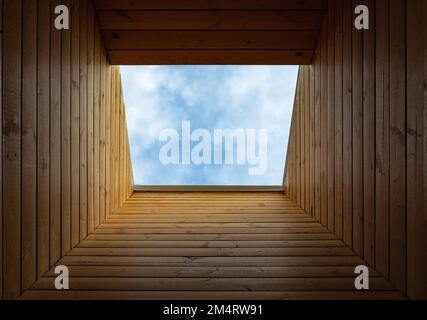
[94,0,327,65]
[22,192,403,300]
[284,0,427,299]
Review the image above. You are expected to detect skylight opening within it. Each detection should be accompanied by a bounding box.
[120,66,299,187]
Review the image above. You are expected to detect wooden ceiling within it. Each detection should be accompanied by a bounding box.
[94,0,328,65]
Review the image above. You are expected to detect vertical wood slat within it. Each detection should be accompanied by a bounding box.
[94,22,100,228]
[87,0,95,233]
[50,0,62,266]
[22,0,37,291]
[352,0,364,256]
[334,0,343,239]
[61,0,72,256]
[320,15,328,227]
[375,0,390,280]
[2,0,22,299]
[79,0,88,240]
[342,0,353,247]
[0,0,3,300]
[362,0,376,266]
[100,48,106,223]
[71,0,80,247]
[406,0,427,299]
[314,43,321,222]
[37,0,50,279]
[327,0,335,232]
[389,0,406,293]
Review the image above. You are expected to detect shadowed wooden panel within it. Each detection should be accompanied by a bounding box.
[108,49,314,65]
[103,31,318,50]
[94,0,327,64]
[94,0,329,10]
[97,10,324,30]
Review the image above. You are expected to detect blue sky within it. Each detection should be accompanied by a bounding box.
[120,66,298,186]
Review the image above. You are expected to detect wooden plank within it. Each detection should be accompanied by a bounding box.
[94,0,329,10]
[87,0,95,233]
[334,0,343,239]
[71,0,81,247]
[31,277,394,291]
[61,0,72,255]
[305,67,310,212]
[59,255,368,267]
[352,0,364,256]
[309,62,315,217]
[327,1,335,232]
[2,0,22,299]
[406,0,427,299]
[43,265,376,278]
[105,65,112,218]
[94,227,329,235]
[314,42,321,222]
[77,239,345,249]
[97,222,323,229]
[68,247,355,257]
[362,0,375,265]
[100,51,107,223]
[21,0,38,291]
[37,0,51,278]
[103,30,318,50]
[389,0,407,293]
[97,10,324,31]
[0,0,3,300]
[50,0,62,266]
[320,15,328,227]
[342,0,353,247]
[21,290,404,300]
[86,233,338,242]
[94,25,101,228]
[80,0,88,240]
[301,69,306,209]
[423,0,427,300]
[375,0,390,280]
[296,74,301,206]
[108,50,314,65]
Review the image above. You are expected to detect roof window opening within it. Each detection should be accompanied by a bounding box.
[120,66,298,188]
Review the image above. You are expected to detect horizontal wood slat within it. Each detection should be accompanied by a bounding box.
[94,0,329,10]
[95,0,326,64]
[108,49,314,65]
[24,192,402,300]
[97,10,324,30]
[103,31,318,50]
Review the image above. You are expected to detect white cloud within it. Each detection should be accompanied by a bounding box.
[120,66,298,185]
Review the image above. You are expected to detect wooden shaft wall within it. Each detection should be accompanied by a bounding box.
[0,0,133,299]
[285,0,427,299]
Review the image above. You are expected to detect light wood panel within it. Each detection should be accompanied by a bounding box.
[285,0,427,299]
[1,0,133,299]
[23,192,402,300]
[94,0,327,64]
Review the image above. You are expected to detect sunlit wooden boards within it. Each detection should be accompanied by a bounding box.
[285,0,427,299]
[22,192,403,300]
[94,0,328,65]
[1,0,133,299]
